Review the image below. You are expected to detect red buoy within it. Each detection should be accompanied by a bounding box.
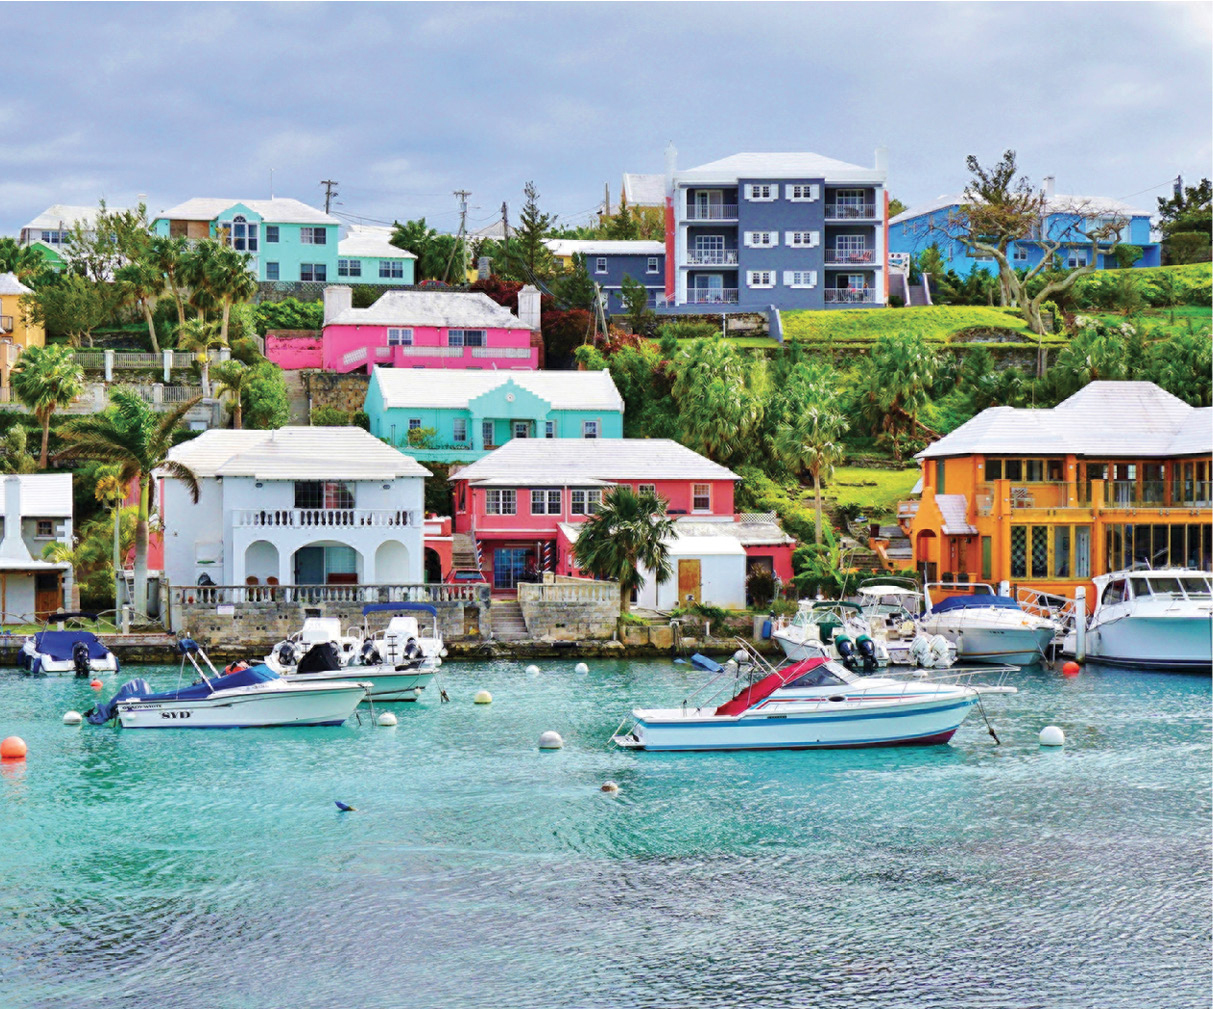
[1,736,28,760]
[89,679,103,689]
[1061,661,1081,677]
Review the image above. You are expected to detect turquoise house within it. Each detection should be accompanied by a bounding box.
[152,197,340,283]
[364,368,625,463]
[337,225,416,286]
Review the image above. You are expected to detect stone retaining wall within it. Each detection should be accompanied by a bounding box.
[300,371,372,415]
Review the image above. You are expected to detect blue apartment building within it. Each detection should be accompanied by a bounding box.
[547,240,665,312]
[888,179,1161,276]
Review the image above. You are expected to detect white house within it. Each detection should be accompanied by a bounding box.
[0,474,73,621]
[161,427,431,591]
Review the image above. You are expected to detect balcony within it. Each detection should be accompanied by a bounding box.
[1174,481,1213,507]
[1105,480,1169,508]
[823,289,877,305]
[0,315,12,334]
[824,248,876,266]
[685,288,739,305]
[686,204,739,221]
[233,508,417,529]
[685,250,739,266]
[825,203,878,220]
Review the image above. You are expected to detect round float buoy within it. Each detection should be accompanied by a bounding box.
[377,712,398,727]
[63,711,83,725]
[538,730,564,750]
[1061,661,1081,677]
[1039,725,1065,747]
[600,781,619,793]
[525,664,540,675]
[473,689,492,705]
[1,736,28,760]
[574,662,589,674]
[439,648,448,658]
[89,679,103,690]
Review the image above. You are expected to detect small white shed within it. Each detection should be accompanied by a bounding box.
[637,532,747,611]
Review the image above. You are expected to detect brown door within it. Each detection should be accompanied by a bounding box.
[677,559,701,606]
[34,573,61,621]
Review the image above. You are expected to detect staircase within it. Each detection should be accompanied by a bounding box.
[451,533,478,571]
[282,370,310,425]
[490,599,528,641]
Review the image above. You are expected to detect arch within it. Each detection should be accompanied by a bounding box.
[375,540,410,583]
[915,529,938,565]
[292,540,363,585]
[244,540,279,583]
[424,547,443,584]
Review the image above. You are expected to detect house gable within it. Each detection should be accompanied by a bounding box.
[466,378,554,421]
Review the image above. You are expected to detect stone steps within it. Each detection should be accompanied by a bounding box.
[282,369,310,425]
[490,600,528,641]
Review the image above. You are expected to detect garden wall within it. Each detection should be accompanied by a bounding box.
[301,371,372,414]
[266,331,323,370]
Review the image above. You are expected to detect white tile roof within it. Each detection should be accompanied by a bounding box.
[337,225,417,260]
[679,152,882,183]
[936,495,977,535]
[371,369,624,412]
[166,427,430,480]
[2,475,73,516]
[675,514,794,546]
[546,239,665,257]
[0,272,32,296]
[155,197,338,225]
[890,192,1152,226]
[328,290,524,329]
[558,522,748,556]
[21,204,125,233]
[919,382,1211,459]
[455,438,736,484]
[621,173,666,206]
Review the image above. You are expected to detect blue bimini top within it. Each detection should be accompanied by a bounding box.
[33,631,111,661]
[142,663,280,702]
[930,594,1023,614]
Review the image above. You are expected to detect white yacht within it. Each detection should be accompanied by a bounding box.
[919,582,1057,666]
[1063,568,1212,671]
[854,580,957,668]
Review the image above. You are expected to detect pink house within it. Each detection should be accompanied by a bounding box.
[267,285,543,374]
[450,439,795,604]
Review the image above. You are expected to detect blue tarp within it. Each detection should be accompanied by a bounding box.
[140,664,280,702]
[32,631,112,662]
[930,594,1022,614]
[87,678,151,724]
[361,602,438,617]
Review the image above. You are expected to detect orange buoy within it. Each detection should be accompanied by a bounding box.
[89,679,103,689]
[1,736,27,760]
[1061,661,1081,677]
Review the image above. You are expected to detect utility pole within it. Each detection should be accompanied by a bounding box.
[320,179,339,213]
[501,201,509,243]
[443,189,472,283]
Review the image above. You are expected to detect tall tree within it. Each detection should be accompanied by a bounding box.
[571,486,675,614]
[148,235,190,326]
[177,317,225,397]
[20,274,108,347]
[773,401,848,546]
[180,238,223,319]
[855,333,939,463]
[619,275,655,335]
[390,218,447,281]
[65,200,152,284]
[10,344,85,468]
[114,258,165,353]
[669,338,764,466]
[206,245,257,344]
[57,391,201,621]
[211,359,253,428]
[604,195,639,240]
[0,237,46,282]
[1156,178,1211,264]
[515,181,555,279]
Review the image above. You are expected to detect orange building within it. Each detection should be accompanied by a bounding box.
[0,272,45,351]
[896,382,1212,612]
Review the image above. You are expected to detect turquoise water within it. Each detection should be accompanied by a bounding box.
[0,659,1208,1008]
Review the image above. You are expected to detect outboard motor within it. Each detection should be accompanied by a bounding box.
[834,633,859,672]
[855,634,880,673]
[929,634,952,666]
[360,639,382,666]
[72,640,92,678]
[403,637,423,662]
[277,642,296,668]
[909,635,932,668]
[86,678,152,724]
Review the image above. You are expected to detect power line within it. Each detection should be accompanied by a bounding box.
[1116,178,1177,204]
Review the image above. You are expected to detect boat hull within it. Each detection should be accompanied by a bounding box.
[1081,614,1213,672]
[922,623,1053,666]
[115,683,368,729]
[284,666,434,701]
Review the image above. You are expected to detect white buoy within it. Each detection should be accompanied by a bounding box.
[600,780,619,793]
[538,730,564,749]
[525,664,540,675]
[574,662,589,674]
[474,689,493,705]
[1039,725,1065,747]
[377,712,398,727]
[62,710,83,725]
[439,647,448,658]
[433,657,442,667]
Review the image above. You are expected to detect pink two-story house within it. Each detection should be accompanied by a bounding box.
[449,439,795,607]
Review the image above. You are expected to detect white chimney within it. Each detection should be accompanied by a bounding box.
[1042,175,1056,199]
[0,477,32,562]
[322,285,353,326]
[874,146,889,176]
[516,285,542,330]
[664,141,678,196]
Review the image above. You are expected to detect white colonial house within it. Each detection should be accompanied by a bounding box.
[0,474,73,621]
[161,427,430,592]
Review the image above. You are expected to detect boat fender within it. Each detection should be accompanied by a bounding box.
[828,695,846,703]
[72,640,92,679]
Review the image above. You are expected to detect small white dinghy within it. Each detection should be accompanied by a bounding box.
[19,612,119,676]
[86,639,370,729]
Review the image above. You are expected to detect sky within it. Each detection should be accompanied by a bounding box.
[3,1,1210,237]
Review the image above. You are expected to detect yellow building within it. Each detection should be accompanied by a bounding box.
[0,273,46,351]
[896,382,1212,612]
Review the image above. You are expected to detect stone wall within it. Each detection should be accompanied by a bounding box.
[300,371,372,415]
[517,576,621,641]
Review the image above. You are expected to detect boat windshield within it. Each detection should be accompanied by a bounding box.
[784,662,857,688]
[1129,576,1153,597]
[1180,576,1212,597]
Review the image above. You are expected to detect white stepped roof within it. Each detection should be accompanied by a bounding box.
[372,368,623,412]
[919,382,1210,459]
[455,438,736,484]
[621,173,666,206]
[166,427,430,480]
[337,225,416,260]
[328,290,524,329]
[546,239,665,257]
[0,475,73,517]
[890,192,1152,226]
[155,197,337,225]
[678,152,881,183]
[0,272,33,296]
[21,204,125,232]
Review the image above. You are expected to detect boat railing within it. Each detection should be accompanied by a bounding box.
[1014,586,1080,639]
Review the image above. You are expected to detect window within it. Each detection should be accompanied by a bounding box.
[1066,248,1088,269]
[1013,246,1028,262]
[786,231,819,248]
[379,261,404,279]
[545,421,556,438]
[531,489,562,514]
[453,418,468,443]
[227,215,259,252]
[744,231,777,248]
[41,230,69,245]
[300,227,327,245]
[265,225,279,243]
[513,421,530,439]
[265,262,280,281]
[595,257,607,274]
[1011,523,1093,579]
[387,328,413,346]
[646,257,659,274]
[294,481,355,510]
[582,420,599,438]
[35,519,54,538]
[638,484,656,497]
[747,270,775,288]
[784,270,817,288]
[745,183,775,201]
[834,235,870,262]
[300,263,326,282]
[786,184,819,202]
[485,489,516,515]
[482,420,495,446]
[447,329,486,348]
[834,188,866,208]
[692,483,711,512]
[571,489,603,515]
[408,418,422,431]
[338,259,362,277]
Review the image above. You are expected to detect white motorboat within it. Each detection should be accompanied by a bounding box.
[855,579,957,668]
[611,649,1015,752]
[1062,568,1212,671]
[771,600,887,671]
[86,639,369,729]
[919,582,1057,666]
[19,612,120,676]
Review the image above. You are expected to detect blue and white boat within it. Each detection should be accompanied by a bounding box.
[919,583,1057,666]
[19,613,119,676]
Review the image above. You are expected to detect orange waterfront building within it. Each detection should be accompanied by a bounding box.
[894,382,1212,612]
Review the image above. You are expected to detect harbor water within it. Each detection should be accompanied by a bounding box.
[0,659,1209,1008]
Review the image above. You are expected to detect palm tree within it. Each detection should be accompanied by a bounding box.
[114,258,165,353]
[10,344,85,468]
[669,339,764,466]
[0,237,45,282]
[56,391,200,621]
[148,235,189,327]
[180,238,222,320]
[206,245,257,345]
[856,333,939,462]
[774,403,848,545]
[211,359,253,428]
[572,486,675,615]
[177,317,225,397]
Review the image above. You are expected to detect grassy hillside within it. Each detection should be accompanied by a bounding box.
[1071,261,1211,307]
[781,305,1049,346]
[827,466,921,515]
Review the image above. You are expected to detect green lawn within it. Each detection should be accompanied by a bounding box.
[826,466,920,515]
[1090,303,1211,338]
[781,305,1049,346]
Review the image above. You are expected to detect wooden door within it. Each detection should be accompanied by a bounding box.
[677,559,701,606]
[34,573,61,621]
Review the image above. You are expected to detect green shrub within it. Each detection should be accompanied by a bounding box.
[353,409,370,431]
[658,320,720,341]
[311,406,352,426]
[253,298,323,335]
[746,566,777,608]
[407,426,437,447]
[243,362,290,429]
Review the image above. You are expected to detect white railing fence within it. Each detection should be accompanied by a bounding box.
[232,508,419,529]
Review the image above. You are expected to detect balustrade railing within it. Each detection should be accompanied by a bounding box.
[341,346,369,366]
[176,582,488,606]
[1174,481,1213,507]
[825,203,877,219]
[517,580,620,604]
[233,508,417,529]
[685,204,739,221]
[472,347,531,358]
[685,288,739,304]
[685,250,739,266]
[823,289,877,304]
[395,346,463,357]
[1105,480,1168,507]
[824,249,875,265]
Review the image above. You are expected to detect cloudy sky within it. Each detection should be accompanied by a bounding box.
[3,2,1210,236]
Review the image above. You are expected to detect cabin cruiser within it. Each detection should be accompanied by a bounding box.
[854,579,957,668]
[919,583,1057,666]
[1062,568,1212,671]
[19,613,119,676]
[86,639,369,729]
[266,603,444,701]
[611,649,1015,752]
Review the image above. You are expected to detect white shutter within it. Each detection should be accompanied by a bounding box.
[809,270,818,288]
[743,232,752,248]
[784,185,795,200]
[743,184,753,201]
[785,231,795,246]
[783,271,794,285]
[809,231,820,248]
[810,184,820,201]
[769,233,779,247]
